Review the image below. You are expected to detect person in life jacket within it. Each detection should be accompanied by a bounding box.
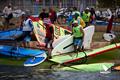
[16,13,33,47]
[81,7,91,27]
[72,20,84,52]
[70,13,85,29]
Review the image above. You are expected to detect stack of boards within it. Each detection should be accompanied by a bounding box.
[0,28,23,40]
[0,45,47,66]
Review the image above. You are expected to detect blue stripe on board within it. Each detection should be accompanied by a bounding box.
[24,57,45,64]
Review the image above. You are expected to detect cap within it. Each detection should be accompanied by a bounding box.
[86,7,89,10]
[21,12,25,15]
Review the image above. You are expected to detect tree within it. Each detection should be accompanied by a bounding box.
[97,0,120,8]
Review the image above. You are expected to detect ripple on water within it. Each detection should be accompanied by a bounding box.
[0,65,120,80]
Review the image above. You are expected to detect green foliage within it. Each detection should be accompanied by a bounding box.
[97,0,120,8]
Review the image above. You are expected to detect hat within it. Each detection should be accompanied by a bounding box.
[21,12,25,15]
[86,7,89,10]
[73,20,78,24]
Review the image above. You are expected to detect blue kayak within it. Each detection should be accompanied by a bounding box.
[0,45,46,57]
[0,28,23,40]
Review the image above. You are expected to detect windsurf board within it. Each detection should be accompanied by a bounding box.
[50,43,120,64]
[0,45,46,57]
[0,28,23,40]
[24,52,47,67]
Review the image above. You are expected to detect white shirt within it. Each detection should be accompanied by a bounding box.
[3,6,12,17]
[22,18,33,31]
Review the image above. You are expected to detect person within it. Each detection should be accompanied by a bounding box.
[72,7,81,17]
[3,3,13,28]
[43,14,54,58]
[15,13,33,47]
[70,14,85,29]
[43,14,54,49]
[90,8,96,24]
[49,7,57,24]
[38,8,48,20]
[68,7,84,28]
[95,10,101,20]
[81,7,91,27]
[106,14,114,33]
[116,6,120,18]
[72,20,84,52]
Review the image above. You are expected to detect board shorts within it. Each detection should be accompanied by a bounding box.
[15,31,31,42]
[45,37,53,48]
[45,37,52,44]
[73,38,83,47]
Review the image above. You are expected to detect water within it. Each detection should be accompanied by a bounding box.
[0,65,120,80]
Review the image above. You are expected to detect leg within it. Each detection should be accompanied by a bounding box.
[74,45,77,52]
[49,40,53,49]
[45,38,49,48]
[78,39,83,52]
[73,38,78,52]
[47,48,52,59]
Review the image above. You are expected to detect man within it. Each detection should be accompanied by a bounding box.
[70,14,85,29]
[90,8,96,24]
[49,7,57,24]
[72,20,84,52]
[16,13,33,47]
[43,14,54,59]
[81,7,91,27]
[43,14,54,49]
[38,8,48,20]
[3,3,13,28]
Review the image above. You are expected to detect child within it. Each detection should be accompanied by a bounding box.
[72,20,84,52]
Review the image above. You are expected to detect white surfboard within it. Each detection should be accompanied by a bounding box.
[103,33,116,41]
[52,35,71,48]
[83,25,95,49]
[51,25,95,56]
[51,35,74,56]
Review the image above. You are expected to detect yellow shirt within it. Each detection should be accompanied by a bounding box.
[77,17,86,28]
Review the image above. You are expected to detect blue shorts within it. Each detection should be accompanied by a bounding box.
[73,38,83,47]
[15,31,31,42]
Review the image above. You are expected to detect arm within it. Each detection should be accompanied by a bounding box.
[29,20,34,30]
[80,26,84,41]
[80,17,86,28]
[49,26,54,40]
[88,13,92,25]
